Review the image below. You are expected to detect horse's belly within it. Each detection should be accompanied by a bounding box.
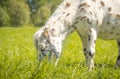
[77,23,120,40]
[98,24,120,40]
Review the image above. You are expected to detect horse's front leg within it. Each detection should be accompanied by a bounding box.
[79,28,97,70]
[50,47,62,66]
[54,51,61,67]
[47,50,58,66]
[86,28,97,70]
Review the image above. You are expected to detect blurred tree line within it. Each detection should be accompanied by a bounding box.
[0,0,62,27]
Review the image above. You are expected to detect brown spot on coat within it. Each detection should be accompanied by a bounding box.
[74,26,77,29]
[80,8,86,12]
[94,40,96,43]
[75,21,79,24]
[89,12,92,15]
[58,17,61,20]
[89,28,92,33]
[44,28,49,38]
[109,13,113,16]
[107,21,110,25]
[112,27,115,29]
[52,28,55,31]
[87,18,91,24]
[108,7,112,12]
[84,48,86,51]
[77,17,80,20]
[81,16,87,20]
[53,21,56,24]
[68,22,71,25]
[92,0,96,2]
[100,1,105,7]
[89,51,94,57]
[65,2,71,8]
[63,12,65,14]
[88,35,91,41]
[66,13,70,16]
[116,14,120,17]
[97,20,99,25]
[79,3,90,8]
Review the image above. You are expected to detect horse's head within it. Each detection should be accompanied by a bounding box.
[34,27,63,61]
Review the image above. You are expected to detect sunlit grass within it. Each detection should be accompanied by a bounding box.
[0,27,120,79]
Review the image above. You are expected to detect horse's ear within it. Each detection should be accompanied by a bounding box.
[43,28,49,38]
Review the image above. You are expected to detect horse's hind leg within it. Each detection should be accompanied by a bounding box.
[116,39,120,66]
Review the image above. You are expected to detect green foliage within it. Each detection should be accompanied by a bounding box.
[30,5,51,26]
[30,0,61,26]
[0,0,8,6]
[0,7,10,27]
[50,0,62,11]
[36,0,48,6]
[40,5,51,25]
[0,0,62,27]
[31,12,41,26]
[0,27,120,79]
[8,0,30,26]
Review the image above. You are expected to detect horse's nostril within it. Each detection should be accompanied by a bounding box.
[40,49,47,56]
[41,49,45,52]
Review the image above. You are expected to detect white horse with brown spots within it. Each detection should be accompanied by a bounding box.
[34,0,120,70]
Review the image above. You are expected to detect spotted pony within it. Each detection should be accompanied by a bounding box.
[34,0,120,70]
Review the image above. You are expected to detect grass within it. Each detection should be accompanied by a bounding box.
[0,27,120,79]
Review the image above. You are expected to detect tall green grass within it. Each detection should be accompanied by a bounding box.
[0,27,120,79]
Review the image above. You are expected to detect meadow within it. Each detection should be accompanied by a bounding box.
[0,27,120,79]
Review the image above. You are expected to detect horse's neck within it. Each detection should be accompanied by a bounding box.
[45,0,80,39]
